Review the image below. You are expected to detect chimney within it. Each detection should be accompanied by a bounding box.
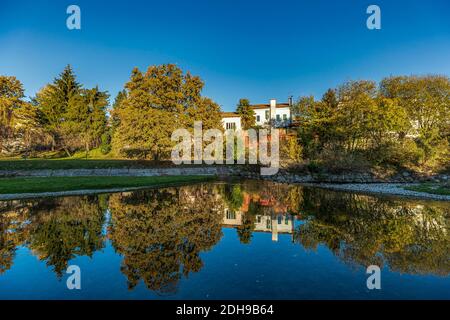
[270,99,277,121]
[288,96,293,106]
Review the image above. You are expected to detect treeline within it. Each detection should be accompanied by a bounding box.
[0,65,109,157]
[292,76,450,171]
[1,66,449,171]
[0,64,222,159]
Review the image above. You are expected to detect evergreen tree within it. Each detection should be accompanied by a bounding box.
[36,65,81,154]
[36,65,108,156]
[236,98,255,130]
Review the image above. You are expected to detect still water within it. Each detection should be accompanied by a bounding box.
[0,180,448,299]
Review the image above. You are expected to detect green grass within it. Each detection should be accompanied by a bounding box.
[404,183,450,196]
[0,175,216,194]
[0,158,241,171]
[0,158,194,170]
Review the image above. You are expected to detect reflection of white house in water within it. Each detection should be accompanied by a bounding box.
[254,214,295,242]
[223,208,295,242]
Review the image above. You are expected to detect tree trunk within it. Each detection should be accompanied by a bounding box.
[64,147,72,157]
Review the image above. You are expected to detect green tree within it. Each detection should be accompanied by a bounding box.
[236,98,255,130]
[36,65,81,155]
[110,89,127,134]
[57,86,109,157]
[36,65,108,156]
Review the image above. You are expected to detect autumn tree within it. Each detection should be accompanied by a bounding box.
[380,75,450,165]
[112,64,222,160]
[0,76,43,155]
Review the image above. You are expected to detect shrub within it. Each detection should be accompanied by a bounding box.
[100,132,112,155]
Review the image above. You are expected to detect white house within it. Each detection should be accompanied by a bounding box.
[221,112,241,130]
[221,98,293,131]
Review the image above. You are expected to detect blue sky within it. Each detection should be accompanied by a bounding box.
[0,0,449,111]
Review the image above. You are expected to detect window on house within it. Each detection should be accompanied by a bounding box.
[226,209,236,220]
[276,114,281,121]
[265,110,269,120]
[278,215,282,224]
[283,114,287,121]
[266,219,271,229]
[256,115,260,122]
[226,123,236,130]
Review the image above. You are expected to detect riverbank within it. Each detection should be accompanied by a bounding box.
[0,175,216,200]
[1,162,449,201]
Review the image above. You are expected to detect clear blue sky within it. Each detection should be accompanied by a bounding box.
[1,0,449,111]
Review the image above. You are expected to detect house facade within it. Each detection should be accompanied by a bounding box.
[221,98,293,131]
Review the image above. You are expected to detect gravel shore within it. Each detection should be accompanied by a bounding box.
[310,183,450,201]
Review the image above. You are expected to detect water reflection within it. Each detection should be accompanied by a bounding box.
[108,185,224,294]
[0,181,448,296]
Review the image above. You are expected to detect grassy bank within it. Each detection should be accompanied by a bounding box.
[404,183,450,196]
[0,158,251,171]
[0,175,216,194]
[0,159,181,170]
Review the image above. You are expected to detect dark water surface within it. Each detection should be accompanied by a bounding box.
[0,180,448,299]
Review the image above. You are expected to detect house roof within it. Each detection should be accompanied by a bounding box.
[250,103,290,110]
[222,102,291,117]
[221,112,240,118]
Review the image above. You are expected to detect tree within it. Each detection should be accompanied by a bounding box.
[236,98,255,130]
[295,80,415,168]
[110,89,127,133]
[35,65,108,156]
[36,65,81,155]
[60,86,109,156]
[322,88,338,110]
[0,76,24,139]
[0,76,43,155]
[380,75,450,164]
[112,64,222,159]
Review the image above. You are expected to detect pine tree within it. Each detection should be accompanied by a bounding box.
[236,98,255,130]
[36,65,108,156]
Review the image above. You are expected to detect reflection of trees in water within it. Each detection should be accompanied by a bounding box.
[294,188,450,276]
[26,196,106,277]
[0,196,106,277]
[0,201,31,274]
[0,181,448,287]
[108,184,224,294]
